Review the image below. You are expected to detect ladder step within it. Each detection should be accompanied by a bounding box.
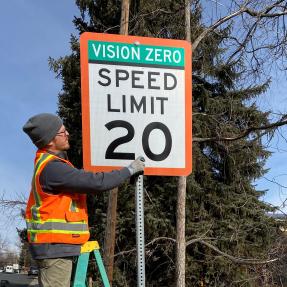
[81,241,100,253]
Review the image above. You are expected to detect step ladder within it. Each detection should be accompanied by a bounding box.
[72,241,110,287]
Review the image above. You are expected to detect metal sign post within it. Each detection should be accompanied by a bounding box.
[135,175,145,286]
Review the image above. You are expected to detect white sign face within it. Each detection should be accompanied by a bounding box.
[89,63,185,168]
[81,33,192,176]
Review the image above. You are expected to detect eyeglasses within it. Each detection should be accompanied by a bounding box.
[56,129,68,136]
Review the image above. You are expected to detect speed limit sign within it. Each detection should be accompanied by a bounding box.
[80,32,192,176]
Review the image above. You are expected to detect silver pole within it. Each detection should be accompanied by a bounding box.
[135,175,145,287]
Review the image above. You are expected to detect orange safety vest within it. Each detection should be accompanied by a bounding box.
[25,150,90,244]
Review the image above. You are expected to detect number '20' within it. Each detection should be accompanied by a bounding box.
[105,120,172,161]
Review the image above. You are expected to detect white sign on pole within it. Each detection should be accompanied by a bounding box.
[80,33,192,176]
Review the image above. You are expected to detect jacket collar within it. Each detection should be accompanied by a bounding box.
[38,149,68,160]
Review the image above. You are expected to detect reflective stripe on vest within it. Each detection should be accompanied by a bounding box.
[31,153,54,221]
[27,221,89,232]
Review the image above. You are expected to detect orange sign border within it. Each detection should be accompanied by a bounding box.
[80,32,192,176]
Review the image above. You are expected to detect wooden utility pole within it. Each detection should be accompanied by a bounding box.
[176,1,191,286]
[120,0,130,35]
[176,176,186,287]
[103,1,130,286]
[185,0,191,43]
[104,187,118,285]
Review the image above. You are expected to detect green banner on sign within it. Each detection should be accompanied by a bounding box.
[88,40,185,67]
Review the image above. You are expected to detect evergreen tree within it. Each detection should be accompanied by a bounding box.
[50,1,280,286]
[17,228,33,268]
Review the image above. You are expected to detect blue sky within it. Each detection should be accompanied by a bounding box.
[0,1,79,249]
[1,1,287,250]
[255,77,287,211]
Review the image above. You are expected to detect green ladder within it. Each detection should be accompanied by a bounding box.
[72,241,110,287]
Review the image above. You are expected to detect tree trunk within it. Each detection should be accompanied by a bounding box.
[103,1,130,286]
[120,0,130,35]
[176,1,191,286]
[176,176,186,287]
[104,188,118,286]
[185,0,191,43]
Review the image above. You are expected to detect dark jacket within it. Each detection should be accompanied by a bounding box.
[29,151,131,259]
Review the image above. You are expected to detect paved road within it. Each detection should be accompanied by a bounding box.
[0,273,38,287]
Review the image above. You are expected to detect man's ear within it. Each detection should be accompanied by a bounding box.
[45,140,55,149]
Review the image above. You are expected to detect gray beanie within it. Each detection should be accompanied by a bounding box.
[23,113,63,148]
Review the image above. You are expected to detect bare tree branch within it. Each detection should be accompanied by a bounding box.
[193,0,287,55]
[193,5,246,51]
[193,118,287,143]
[0,192,27,226]
[115,236,278,265]
[186,239,279,265]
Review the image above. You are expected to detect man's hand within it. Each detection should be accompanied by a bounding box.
[127,156,145,176]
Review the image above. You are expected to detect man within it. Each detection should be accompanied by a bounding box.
[23,113,145,287]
